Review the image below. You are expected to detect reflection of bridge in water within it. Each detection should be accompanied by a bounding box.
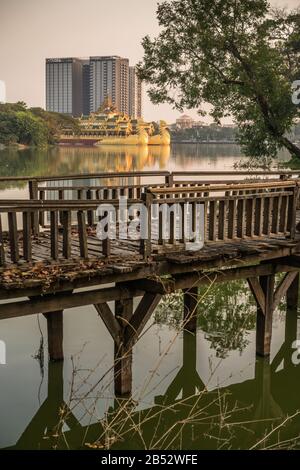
[5,297,300,450]
[2,170,300,449]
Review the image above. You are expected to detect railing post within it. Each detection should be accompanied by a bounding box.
[287,184,298,239]
[140,191,153,260]
[0,214,5,267]
[28,179,39,236]
[165,173,174,187]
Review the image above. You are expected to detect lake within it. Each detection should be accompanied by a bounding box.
[0,144,300,450]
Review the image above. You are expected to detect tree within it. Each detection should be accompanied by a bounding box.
[137,0,300,161]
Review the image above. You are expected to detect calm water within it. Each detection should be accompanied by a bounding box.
[0,144,300,450]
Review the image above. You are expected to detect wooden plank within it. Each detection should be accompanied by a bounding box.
[50,211,59,260]
[263,197,270,235]
[61,210,72,259]
[77,210,88,259]
[22,212,32,262]
[254,198,263,236]
[271,195,280,234]
[0,215,5,266]
[208,200,217,241]
[237,199,245,238]
[227,199,236,239]
[279,195,288,233]
[8,212,19,263]
[287,189,297,238]
[87,189,94,226]
[29,180,39,235]
[39,190,45,227]
[218,200,226,240]
[246,198,254,237]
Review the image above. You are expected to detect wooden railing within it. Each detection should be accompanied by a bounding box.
[0,179,298,267]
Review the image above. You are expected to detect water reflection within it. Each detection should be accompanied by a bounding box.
[3,280,300,450]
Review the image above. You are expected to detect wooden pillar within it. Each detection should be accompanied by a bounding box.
[183,287,198,332]
[114,296,133,396]
[256,275,275,357]
[43,311,64,362]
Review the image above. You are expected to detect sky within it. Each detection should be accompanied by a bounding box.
[0,0,299,123]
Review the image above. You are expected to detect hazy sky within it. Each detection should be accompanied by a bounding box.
[0,0,299,123]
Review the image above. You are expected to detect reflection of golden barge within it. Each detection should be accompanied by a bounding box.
[59,98,170,147]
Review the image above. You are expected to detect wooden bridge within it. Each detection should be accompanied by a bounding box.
[1,170,300,395]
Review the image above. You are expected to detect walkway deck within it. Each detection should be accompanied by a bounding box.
[1,170,300,395]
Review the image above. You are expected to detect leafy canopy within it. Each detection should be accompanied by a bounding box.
[138,0,300,161]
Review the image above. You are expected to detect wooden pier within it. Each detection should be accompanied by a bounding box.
[1,170,300,395]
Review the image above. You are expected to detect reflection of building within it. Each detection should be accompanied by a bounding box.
[46,58,83,117]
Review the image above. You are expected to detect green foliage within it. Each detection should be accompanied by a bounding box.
[172,124,237,142]
[138,0,300,161]
[0,102,79,147]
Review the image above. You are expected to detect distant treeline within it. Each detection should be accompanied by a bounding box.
[171,123,300,143]
[0,102,79,147]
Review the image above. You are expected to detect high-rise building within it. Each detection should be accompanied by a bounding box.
[82,60,90,116]
[46,56,142,118]
[46,58,83,117]
[129,66,142,118]
[89,56,129,114]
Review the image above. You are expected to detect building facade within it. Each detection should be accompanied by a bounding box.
[46,56,142,118]
[46,58,83,117]
[129,66,142,119]
[89,56,129,114]
[82,60,91,116]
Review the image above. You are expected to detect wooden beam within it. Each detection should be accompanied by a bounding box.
[125,293,162,345]
[0,286,144,320]
[94,303,121,345]
[131,278,174,295]
[273,272,299,311]
[247,278,266,315]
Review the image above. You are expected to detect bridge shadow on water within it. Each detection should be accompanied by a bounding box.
[5,291,300,451]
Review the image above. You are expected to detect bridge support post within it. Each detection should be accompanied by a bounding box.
[183,287,198,332]
[114,296,133,397]
[256,275,275,357]
[43,311,64,362]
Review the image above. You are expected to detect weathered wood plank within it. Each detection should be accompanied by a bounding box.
[8,212,19,263]
[77,210,88,259]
